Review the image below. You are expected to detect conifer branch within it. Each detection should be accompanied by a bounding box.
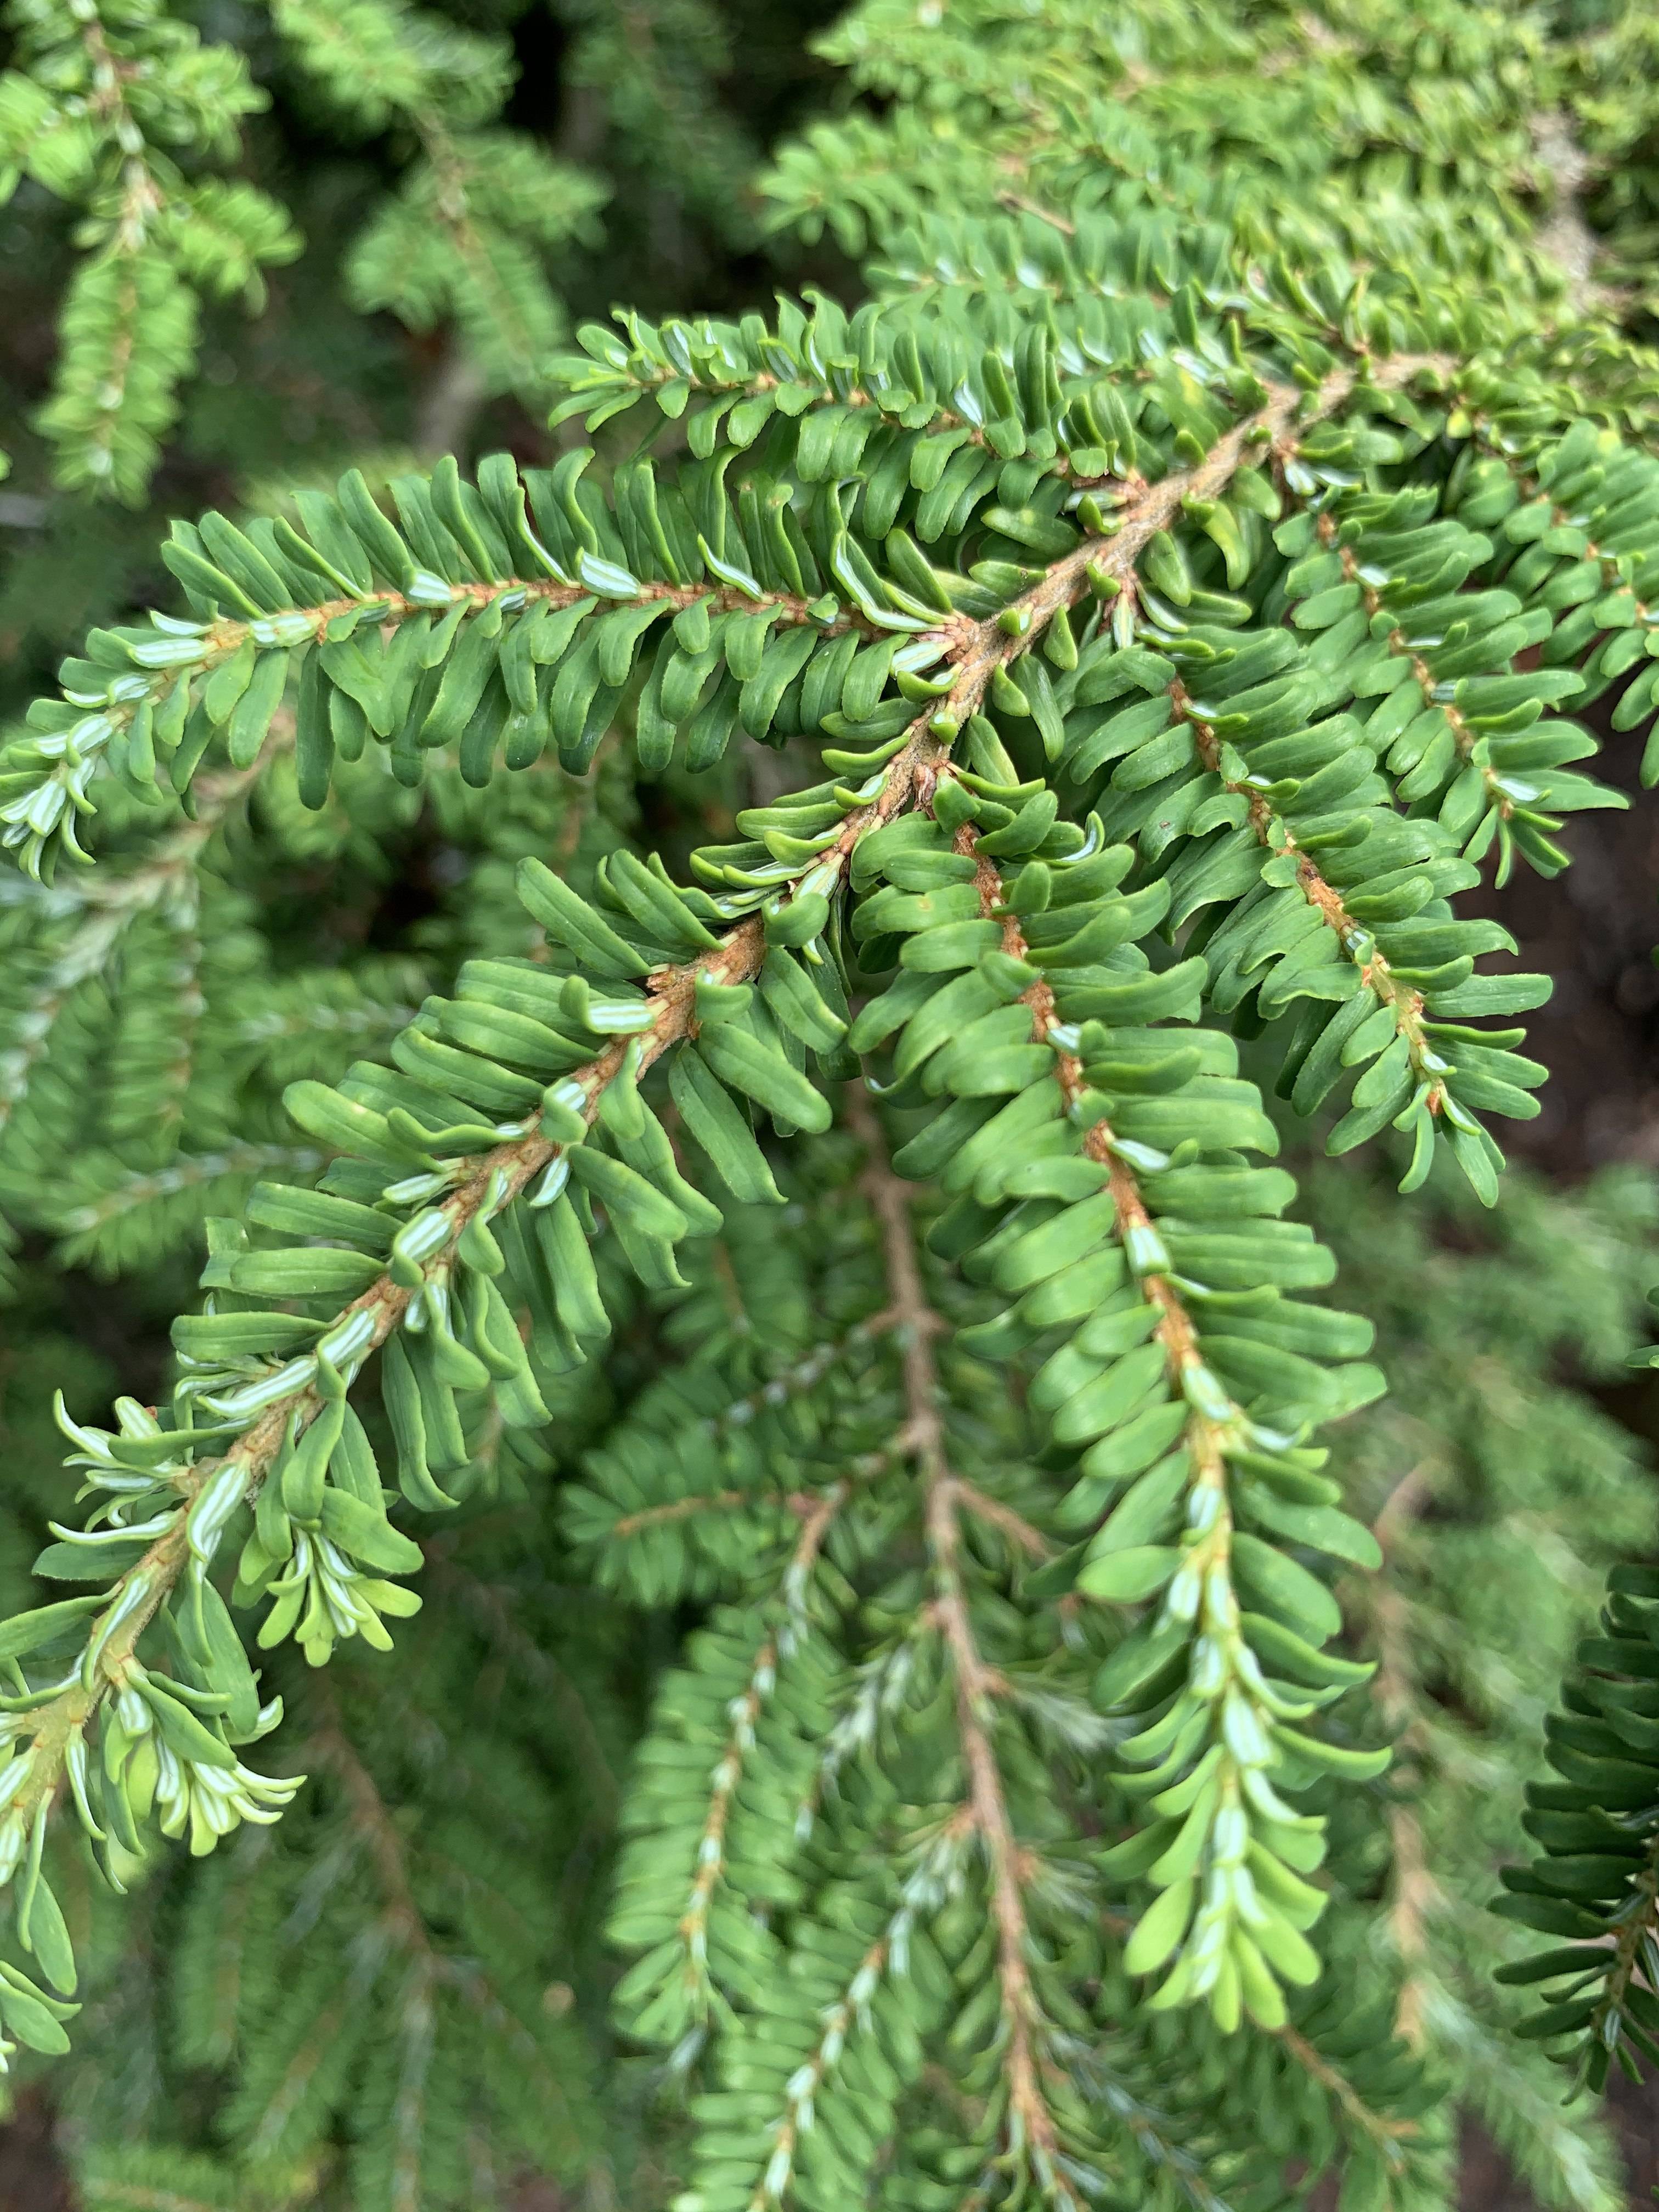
[5,413,1327,1876]
[1099,1899,1420,2193]
[4,0,289,496]
[930,356,1448,704]
[1468,428,1659,671]
[994,192,1075,236]
[1587,1841,1659,2063]
[62,5,170,488]
[5,344,1432,2001]
[696,351,1447,966]
[786,1632,926,1852]
[849,1084,1066,2185]
[0,721,291,1147]
[420,1551,622,1816]
[812,362,1426,851]
[88,574,873,744]
[1276,2023,1420,2154]
[608,1488,783,1538]
[49,1147,326,1244]
[15,6,1659,2190]
[953,1482,1053,1562]
[1498,1545,1659,2089]
[311,1678,559,2189]
[1369,1463,1442,2046]
[746,1813,973,2212]
[7,343,1449,880]
[748,1921,900,2209]
[1318,518,1522,849]
[416,125,540,392]
[603,1310,901,1538]
[5,911,771,1857]
[608,1477,876,1546]
[675,1486,842,2035]
[934,813,1389,2028]
[1180,689,1449,1126]
[308,1683,429,1956]
[961,819,1223,1423]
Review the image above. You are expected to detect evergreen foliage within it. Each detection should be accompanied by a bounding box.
[1496,1542,1659,2099]
[0,0,809,498]
[1494,1273,1659,2099]
[4,0,1659,2204]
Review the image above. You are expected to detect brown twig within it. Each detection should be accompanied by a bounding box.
[308,1686,430,1955]
[1277,2023,1419,2150]
[847,1086,1063,2175]
[954,1480,1053,1562]
[1367,1462,1442,2046]
[996,193,1077,236]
